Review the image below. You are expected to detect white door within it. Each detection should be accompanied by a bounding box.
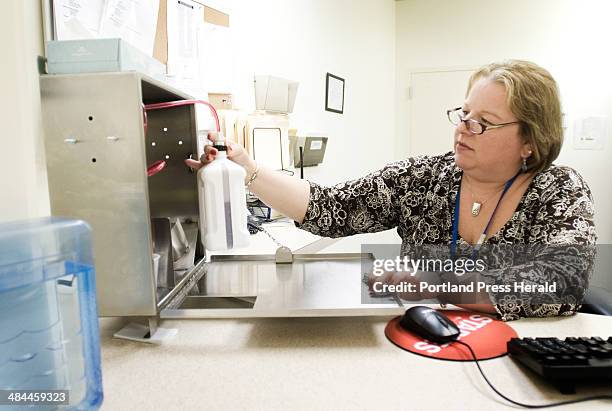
[408,69,476,156]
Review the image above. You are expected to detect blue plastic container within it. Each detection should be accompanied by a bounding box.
[0,218,103,410]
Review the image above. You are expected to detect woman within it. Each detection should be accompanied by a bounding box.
[186,60,596,321]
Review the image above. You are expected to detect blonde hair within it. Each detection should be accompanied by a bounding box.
[468,60,563,173]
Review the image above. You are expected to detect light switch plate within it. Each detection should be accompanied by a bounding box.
[573,116,607,150]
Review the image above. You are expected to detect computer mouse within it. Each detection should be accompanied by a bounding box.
[399,306,460,344]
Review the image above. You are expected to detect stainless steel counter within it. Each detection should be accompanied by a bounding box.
[161,253,404,318]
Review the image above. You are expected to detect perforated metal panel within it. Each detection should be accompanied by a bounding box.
[41,72,199,316]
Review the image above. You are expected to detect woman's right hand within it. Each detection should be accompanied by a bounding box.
[186,132,310,223]
[184,132,256,173]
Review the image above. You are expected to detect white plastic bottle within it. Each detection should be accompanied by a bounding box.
[198,140,250,250]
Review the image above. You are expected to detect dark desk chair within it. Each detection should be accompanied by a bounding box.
[580,286,612,316]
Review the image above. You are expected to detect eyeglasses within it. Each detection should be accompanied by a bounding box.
[447,107,520,135]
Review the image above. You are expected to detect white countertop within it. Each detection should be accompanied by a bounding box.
[98,313,612,410]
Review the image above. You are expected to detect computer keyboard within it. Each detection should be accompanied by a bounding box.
[508,337,612,392]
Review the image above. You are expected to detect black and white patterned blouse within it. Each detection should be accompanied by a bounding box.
[296,152,596,321]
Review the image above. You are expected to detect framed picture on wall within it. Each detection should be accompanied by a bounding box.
[325,73,345,114]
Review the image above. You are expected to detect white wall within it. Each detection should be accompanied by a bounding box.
[0,0,395,221]
[0,0,49,222]
[228,0,397,185]
[395,0,612,242]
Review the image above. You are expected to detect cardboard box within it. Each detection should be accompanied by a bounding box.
[208,93,233,110]
[153,0,229,65]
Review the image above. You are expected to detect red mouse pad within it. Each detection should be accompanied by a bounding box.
[385,310,518,361]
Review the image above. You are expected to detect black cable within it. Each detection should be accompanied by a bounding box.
[453,340,612,408]
[299,146,304,179]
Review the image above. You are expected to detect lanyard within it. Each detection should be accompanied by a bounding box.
[451,172,520,257]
